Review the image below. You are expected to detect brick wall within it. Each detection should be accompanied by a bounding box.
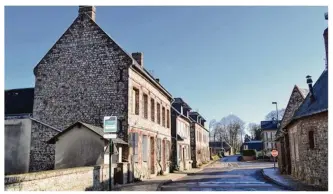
[31,10,132,171]
[5,164,119,191]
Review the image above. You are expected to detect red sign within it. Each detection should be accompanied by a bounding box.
[271,150,278,157]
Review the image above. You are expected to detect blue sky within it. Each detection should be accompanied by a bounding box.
[5,6,328,129]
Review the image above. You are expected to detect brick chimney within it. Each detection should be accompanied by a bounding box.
[79,6,96,22]
[324,12,328,69]
[132,52,143,67]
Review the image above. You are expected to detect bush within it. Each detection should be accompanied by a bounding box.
[242,149,256,156]
[212,155,220,161]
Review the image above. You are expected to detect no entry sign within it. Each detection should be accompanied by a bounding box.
[271,149,278,157]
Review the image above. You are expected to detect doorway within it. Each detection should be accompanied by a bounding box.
[150,137,155,174]
[182,147,186,170]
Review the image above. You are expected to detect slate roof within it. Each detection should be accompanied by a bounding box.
[260,120,281,130]
[293,70,328,119]
[47,121,128,144]
[5,88,34,115]
[173,98,192,109]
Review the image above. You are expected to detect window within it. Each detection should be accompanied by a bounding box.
[157,103,161,124]
[143,94,148,119]
[151,98,155,122]
[271,142,273,149]
[270,132,272,140]
[309,131,315,149]
[162,106,166,127]
[167,109,170,128]
[142,135,148,162]
[132,133,139,162]
[132,88,139,115]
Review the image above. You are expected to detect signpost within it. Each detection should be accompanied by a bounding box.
[271,149,278,169]
[103,116,118,191]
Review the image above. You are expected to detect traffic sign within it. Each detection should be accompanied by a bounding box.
[271,149,278,157]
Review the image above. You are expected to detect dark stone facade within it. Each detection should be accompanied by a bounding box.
[30,8,132,171]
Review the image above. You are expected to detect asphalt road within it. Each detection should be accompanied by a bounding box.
[161,155,287,191]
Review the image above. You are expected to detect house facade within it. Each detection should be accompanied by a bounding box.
[189,112,210,167]
[29,6,172,180]
[260,120,280,157]
[171,98,192,172]
[275,85,308,174]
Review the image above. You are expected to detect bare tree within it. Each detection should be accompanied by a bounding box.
[248,122,261,140]
[265,108,286,121]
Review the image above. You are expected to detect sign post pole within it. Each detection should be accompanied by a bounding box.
[271,149,278,169]
[109,139,113,191]
[103,116,118,191]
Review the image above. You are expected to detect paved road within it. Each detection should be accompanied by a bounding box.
[161,156,287,191]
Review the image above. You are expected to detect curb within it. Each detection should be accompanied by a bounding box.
[156,179,173,191]
[260,169,294,191]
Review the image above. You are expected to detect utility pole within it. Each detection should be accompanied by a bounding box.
[109,139,113,191]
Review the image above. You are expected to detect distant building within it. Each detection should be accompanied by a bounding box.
[209,141,231,156]
[261,120,281,156]
[189,112,210,167]
[241,140,263,152]
[171,98,193,172]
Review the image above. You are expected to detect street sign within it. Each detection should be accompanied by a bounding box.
[103,133,117,139]
[271,149,278,157]
[104,116,117,133]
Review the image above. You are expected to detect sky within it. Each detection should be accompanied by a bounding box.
[5,6,328,130]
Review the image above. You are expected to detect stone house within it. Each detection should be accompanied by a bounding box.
[189,112,210,167]
[170,98,193,172]
[282,71,328,189]
[275,15,328,190]
[275,85,308,174]
[260,120,280,157]
[5,88,61,175]
[30,6,172,180]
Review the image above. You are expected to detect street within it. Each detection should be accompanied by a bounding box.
[161,155,287,191]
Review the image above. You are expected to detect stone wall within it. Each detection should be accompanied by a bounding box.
[31,10,132,171]
[29,121,59,172]
[5,164,119,191]
[288,112,328,189]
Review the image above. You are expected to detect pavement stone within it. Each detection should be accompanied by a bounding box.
[261,168,327,191]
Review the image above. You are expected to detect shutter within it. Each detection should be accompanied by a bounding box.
[143,136,148,162]
[134,133,139,162]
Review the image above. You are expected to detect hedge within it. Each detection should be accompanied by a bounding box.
[242,149,256,156]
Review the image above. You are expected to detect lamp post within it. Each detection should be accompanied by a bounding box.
[272,102,278,169]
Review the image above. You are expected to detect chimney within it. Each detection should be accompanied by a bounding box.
[79,6,96,22]
[306,75,315,101]
[156,78,160,82]
[132,52,143,67]
[324,12,328,69]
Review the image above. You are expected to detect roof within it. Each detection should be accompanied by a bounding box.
[5,88,34,115]
[209,141,231,149]
[244,140,262,144]
[173,98,192,110]
[293,70,328,119]
[260,120,281,130]
[47,121,128,144]
[296,86,309,99]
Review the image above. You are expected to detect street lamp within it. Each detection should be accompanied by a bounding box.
[272,102,278,121]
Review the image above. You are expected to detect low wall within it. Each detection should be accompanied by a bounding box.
[5,164,123,191]
[242,156,256,161]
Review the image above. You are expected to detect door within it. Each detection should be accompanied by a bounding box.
[162,140,166,171]
[183,147,186,170]
[150,137,155,174]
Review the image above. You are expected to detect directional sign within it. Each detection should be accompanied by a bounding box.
[104,116,117,133]
[271,149,278,157]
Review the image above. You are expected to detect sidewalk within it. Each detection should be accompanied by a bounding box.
[113,160,218,191]
[261,168,327,191]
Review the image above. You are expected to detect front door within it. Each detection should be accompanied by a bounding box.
[183,147,186,170]
[150,137,155,174]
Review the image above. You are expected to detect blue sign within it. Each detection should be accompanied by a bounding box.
[104,116,117,133]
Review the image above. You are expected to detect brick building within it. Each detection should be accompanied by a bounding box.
[189,112,210,167]
[171,98,193,172]
[30,6,172,179]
